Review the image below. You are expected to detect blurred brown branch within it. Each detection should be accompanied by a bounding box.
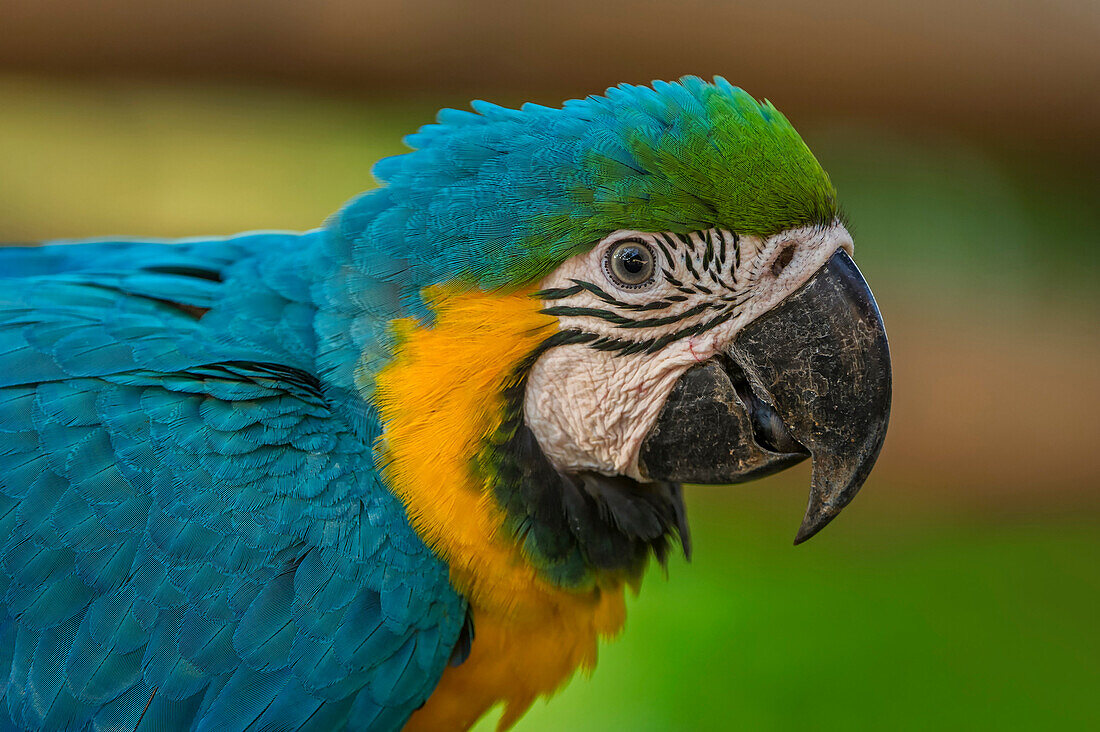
[2,0,1098,151]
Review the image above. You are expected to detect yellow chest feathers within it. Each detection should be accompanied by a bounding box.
[370,287,628,730]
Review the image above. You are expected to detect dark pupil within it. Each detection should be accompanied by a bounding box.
[618,247,646,274]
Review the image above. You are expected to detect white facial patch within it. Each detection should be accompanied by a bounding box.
[524,223,852,480]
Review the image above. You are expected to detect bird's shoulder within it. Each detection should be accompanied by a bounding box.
[0,236,465,730]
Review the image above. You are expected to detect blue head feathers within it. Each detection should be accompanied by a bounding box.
[333,76,838,296]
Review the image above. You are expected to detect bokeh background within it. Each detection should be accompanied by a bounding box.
[2,1,1098,729]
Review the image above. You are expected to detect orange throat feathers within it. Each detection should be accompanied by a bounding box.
[371,286,627,730]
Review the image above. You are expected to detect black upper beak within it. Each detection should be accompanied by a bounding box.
[639,249,892,543]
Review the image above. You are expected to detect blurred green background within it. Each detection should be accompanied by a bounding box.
[1,1,1097,729]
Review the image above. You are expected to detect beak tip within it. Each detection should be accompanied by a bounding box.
[792,500,843,545]
[792,521,825,545]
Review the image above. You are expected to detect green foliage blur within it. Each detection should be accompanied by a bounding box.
[482,491,1099,731]
[1,77,1096,730]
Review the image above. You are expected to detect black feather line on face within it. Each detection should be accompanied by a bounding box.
[481,330,690,588]
[653,236,675,267]
[535,284,584,300]
[682,248,700,279]
[562,279,676,313]
[538,298,738,352]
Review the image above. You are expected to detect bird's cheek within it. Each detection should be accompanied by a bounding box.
[523,344,694,478]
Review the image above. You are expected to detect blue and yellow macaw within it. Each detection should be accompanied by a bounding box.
[0,77,891,730]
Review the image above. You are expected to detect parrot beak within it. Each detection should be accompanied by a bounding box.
[639,249,892,543]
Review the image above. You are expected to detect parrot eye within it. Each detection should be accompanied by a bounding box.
[604,240,656,289]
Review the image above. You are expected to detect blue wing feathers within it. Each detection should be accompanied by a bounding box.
[0,234,466,730]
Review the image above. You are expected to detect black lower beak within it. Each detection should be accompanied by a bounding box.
[639,249,892,543]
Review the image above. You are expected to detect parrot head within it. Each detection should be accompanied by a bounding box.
[360,76,891,593]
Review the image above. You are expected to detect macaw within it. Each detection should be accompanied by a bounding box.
[0,77,891,731]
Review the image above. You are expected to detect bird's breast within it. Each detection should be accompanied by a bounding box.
[372,285,629,729]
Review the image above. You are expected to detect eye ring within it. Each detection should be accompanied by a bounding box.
[604,239,657,289]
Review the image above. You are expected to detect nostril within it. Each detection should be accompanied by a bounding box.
[771,246,795,277]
